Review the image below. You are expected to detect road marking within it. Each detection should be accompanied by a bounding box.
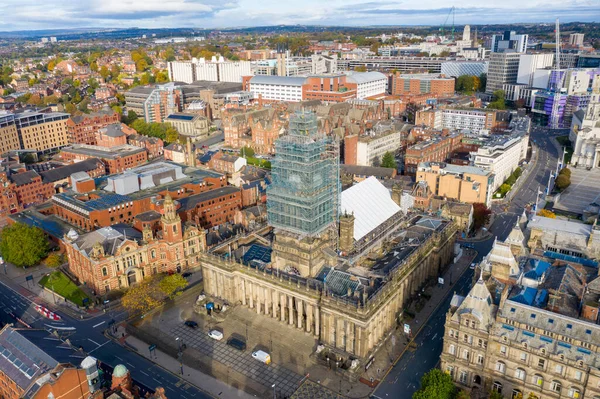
[140,371,150,376]
[92,321,105,328]
[153,378,161,384]
[88,341,109,354]
[88,338,100,346]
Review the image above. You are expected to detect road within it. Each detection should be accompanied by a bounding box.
[372,127,563,398]
[0,277,214,399]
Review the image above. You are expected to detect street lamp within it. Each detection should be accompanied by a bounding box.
[175,337,184,375]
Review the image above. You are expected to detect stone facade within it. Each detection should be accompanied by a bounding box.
[201,221,457,359]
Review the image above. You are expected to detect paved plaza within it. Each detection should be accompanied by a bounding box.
[553,167,600,215]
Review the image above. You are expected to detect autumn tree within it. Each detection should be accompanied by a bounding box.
[537,209,556,218]
[99,65,110,81]
[165,126,180,144]
[472,203,492,231]
[0,223,49,268]
[45,253,64,268]
[159,274,188,299]
[121,279,162,314]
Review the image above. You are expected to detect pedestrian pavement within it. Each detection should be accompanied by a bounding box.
[121,328,256,399]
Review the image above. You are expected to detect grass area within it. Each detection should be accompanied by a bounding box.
[556,135,573,164]
[39,270,90,307]
[246,156,271,169]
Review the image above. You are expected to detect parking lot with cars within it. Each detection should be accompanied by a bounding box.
[171,323,304,397]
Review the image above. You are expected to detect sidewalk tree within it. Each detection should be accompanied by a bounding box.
[489,391,504,399]
[159,274,188,299]
[472,203,492,231]
[555,173,571,191]
[45,253,64,268]
[381,151,397,169]
[0,222,49,268]
[412,369,456,399]
[559,167,571,178]
[121,278,162,314]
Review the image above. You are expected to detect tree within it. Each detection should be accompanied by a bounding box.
[489,89,506,110]
[537,209,557,218]
[513,167,522,179]
[381,151,397,169]
[489,391,504,399]
[123,110,138,125]
[0,223,49,268]
[99,65,110,81]
[472,203,492,231]
[555,174,571,191]
[479,73,487,92]
[155,71,170,83]
[121,279,162,314]
[498,183,511,196]
[559,167,571,178]
[372,156,381,167]
[354,65,367,72]
[45,253,64,268]
[412,369,456,399]
[165,126,180,144]
[240,146,255,157]
[456,391,470,399]
[159,274,188,299]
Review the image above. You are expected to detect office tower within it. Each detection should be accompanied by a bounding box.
[491,31,529,53]
[486,52,522,94]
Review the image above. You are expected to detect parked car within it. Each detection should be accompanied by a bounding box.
[208,330,224,341]
[227,337,246,351]
[252,350,271,364]
[182,272,192,278]
[184,320,198,328]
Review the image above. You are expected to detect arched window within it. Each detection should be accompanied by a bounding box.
[551,381,562,393]
[492,381,503,393]
[151,249,156,259]
[568,387,581,398]
[533,374,543,387]
[102,267,107,276]
[541,347,547,355]
[495,361,506,374]
[515,368,526,380]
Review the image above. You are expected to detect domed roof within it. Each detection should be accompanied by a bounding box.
[113,364,129,378]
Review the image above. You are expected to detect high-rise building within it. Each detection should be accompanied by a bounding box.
[491,31,529,53]
[267,110,340,237]
[486,52,522,94]
[569,33,584,47]
[13,110,70,152]
[517,54,555,86]
[167,56,252,83]
[125,83,183,123]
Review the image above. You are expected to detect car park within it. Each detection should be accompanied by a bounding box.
[208,330,224,341]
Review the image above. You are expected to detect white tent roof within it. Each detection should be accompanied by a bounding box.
[341,176,401,241]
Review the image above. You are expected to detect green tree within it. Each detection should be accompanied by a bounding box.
[90,61,98,72]
[0,223,49,268]
[555,174,571,191]
[158,274,188,299]
[121,278,162,314]
[489,391,504,399]
[559,167,571,178]
[165,126,180,144]
[123,110,138,125]
[479,73,487,92]
[472,203,492,231]
[45,253,64,268]
[489,89,506,110]
[412,369,456,399]
[240,146,255,157]
[155,71,170,83]
[456,391,470,399]
[381,151,397,169]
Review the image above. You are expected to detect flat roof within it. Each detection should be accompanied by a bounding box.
[250,76,307,86]
[62,144,146,159]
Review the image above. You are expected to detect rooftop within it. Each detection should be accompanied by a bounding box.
[250,75,307,86]
[62,144,146,159]
[418,161,492,177]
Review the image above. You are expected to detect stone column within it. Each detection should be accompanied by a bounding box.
[306,303,313,333]
[346,322,355,354]
[249,281,254,309]
[280,294,286,322]
[256,285,261,315]
[272,290,278,319]
[241,279,247,306]
[315,306,320,338]
[288,296,294,326]
[336,318,345,348]
[264,287,269,316]
[297,299,303,330]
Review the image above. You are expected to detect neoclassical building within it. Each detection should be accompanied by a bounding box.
[64,195,206,295]
[201,217,457,359]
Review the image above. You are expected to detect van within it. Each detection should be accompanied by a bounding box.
[227,338,246,351]
[252,350,271,365]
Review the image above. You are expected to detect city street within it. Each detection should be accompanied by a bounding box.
[372,128,562,398]
[0,276,218,399]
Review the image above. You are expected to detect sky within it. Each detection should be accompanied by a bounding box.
[0,0,597,32]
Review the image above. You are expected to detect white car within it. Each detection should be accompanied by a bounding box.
[208,330,224,341]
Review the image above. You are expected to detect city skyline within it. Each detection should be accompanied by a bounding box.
[0,0,598,32]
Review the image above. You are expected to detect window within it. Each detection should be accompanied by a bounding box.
[556,364,564,374]
[533,375,543,387]
[102,267,107,276]
[459,371,468,384]
[515,368,526,380]
[520,352,527,362]
[477,354,484,365]
[500,345,507,355]
[449,345,456,355]
[575,371,583,381]
[495,361,506,374]
[492,381,503,393]
[541,348,547,356]
[568,388,581,398]
[538,358,545,368]
[463,350,469,361]
[551,381,562,393]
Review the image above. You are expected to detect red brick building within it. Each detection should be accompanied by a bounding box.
[303,75,357,103]
[127,134,164,159]
[391,73,455,96]
[178,186,242,228]
[404,132,464,175]
[60,144,148,174]
[67,109,120,145]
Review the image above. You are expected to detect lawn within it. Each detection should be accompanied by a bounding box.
[39,270,90,307]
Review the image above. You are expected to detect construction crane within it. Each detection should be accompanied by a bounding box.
[439,6,456,41]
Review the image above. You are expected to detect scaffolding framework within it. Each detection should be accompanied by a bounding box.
[267,110,340,238]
